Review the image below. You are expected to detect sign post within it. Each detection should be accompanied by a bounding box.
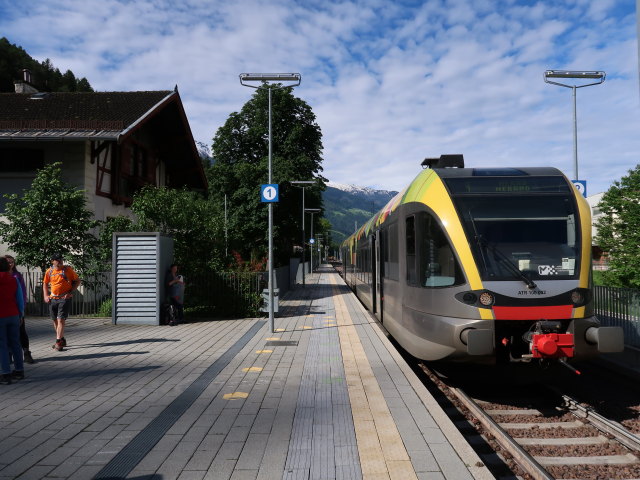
[240,73,301,333]
[571,180,587,197]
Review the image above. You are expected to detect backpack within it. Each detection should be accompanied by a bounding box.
[48,266,71,286]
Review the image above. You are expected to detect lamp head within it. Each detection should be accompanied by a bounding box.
[239,73,301,88]
[543,70,606,88]
[291,180,315,185]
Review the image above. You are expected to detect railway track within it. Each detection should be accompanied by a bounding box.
[419,363,640,480]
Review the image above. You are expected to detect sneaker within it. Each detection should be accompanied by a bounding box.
[52,340,63,351]
[61,337,67,347]
[0,374,11,385]
[11,370,24,380]
[23,351,35,364]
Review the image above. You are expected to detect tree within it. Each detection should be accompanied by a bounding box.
[0,37,93,92]
[0,162,99,275]
[595,164,640,288]
[60,69,77,92]
[95,215,137,270]
[208,85,326,266]
[130,186,226,274]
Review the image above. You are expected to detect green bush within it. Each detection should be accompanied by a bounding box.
[97,298,112,317]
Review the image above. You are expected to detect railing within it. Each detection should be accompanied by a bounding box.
[22,270,112,317]
[594,285,640,349]
[184,271,264,318]
[22,269,264,319]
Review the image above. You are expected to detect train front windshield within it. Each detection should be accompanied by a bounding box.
[445,175,581,282]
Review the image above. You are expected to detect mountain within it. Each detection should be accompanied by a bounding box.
[323,182,398,246]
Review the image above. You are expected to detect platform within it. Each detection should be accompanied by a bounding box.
[0,266,493,480]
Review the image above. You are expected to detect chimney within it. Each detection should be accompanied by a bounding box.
[14,69,39,94]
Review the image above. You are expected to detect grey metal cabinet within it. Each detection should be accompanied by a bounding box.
[112,232,173,325]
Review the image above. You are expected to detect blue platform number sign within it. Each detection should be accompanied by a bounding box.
[261,184,279,203]
[571,180,587,198]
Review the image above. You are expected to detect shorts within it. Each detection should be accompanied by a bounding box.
[50,298,72,321]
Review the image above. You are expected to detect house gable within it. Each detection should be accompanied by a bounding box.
[0,89,207,218]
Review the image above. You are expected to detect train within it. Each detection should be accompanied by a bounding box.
[340,154,623,368]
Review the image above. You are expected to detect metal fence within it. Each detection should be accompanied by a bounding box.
[594,285,640,349]
[23,269,264,319]
[184,271,264,318]
[22,270,112,317]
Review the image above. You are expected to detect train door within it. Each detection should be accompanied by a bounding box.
[375,230,384,323]
[370,234,376,314]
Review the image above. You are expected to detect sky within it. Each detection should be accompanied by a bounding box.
[1,0,638,196]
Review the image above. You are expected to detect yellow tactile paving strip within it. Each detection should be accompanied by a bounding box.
[330,275,419,480]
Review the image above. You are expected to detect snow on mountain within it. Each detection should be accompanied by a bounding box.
[326,181,397,197]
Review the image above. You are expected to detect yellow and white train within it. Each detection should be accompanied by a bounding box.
[340,155,623,366]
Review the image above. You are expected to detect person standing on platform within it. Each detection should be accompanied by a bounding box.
[165,264,185,326]
[5,255,34,364]
[43,253,80,351]
[0,256,25,385]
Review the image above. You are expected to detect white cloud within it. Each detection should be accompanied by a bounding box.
[0,0,637,196]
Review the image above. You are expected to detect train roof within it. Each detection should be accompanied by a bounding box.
[433,166,564,178]
[341,165,573,247]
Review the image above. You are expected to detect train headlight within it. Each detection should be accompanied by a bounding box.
[569,288,589,307]
[455,290,496,308]
[462,293,477,304]
[479,292,495,306]
[570,290,583,305]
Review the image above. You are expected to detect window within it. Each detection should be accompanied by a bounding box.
[453,195,580,281]
[417,213,465,287]
[115,140,156,205]
[406,216,417,284]
[0,148,44,171]
[387,223,399,280]
[380,228,388,278]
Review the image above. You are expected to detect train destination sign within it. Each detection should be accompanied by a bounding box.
[444,176,571,195]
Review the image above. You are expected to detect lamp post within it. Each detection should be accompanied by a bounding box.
[544,70,605,181]
[240,73,301,333]
[291,180,314,287]
[317,233,323,268]
[305,208,320,274]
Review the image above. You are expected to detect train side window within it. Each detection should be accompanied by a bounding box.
[418,213,465,287]
[380,228,388,278]
[406,216,418,285]
[388,223,399,280]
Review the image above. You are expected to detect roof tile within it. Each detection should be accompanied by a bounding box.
[0,91,173,130]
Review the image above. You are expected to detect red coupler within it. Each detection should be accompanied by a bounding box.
[531,333,574,358]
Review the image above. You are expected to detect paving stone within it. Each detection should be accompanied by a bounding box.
[0,269,492,480]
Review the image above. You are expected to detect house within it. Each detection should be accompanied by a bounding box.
[0,73,207,225]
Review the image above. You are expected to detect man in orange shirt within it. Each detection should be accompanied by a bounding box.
[43,253,80,351]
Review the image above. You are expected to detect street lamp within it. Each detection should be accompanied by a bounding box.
[305,208,321,274]
[544,70,605,181]
[291,180,314,287]
[240,73,301,333]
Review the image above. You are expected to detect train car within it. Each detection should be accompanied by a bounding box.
[340,154,623,367]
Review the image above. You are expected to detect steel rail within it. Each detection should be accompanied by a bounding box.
[560,392,640,452]
[419,365,554,480]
